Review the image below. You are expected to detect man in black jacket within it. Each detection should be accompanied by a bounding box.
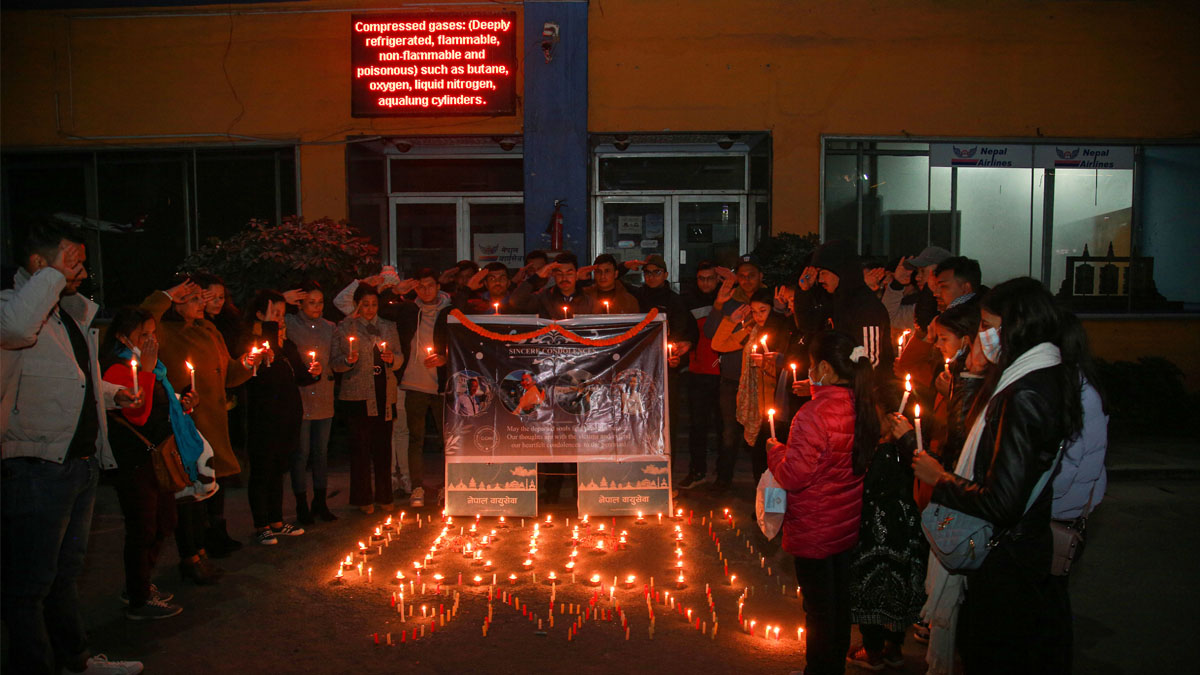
[631,255,698,478]
[794,239,892,374]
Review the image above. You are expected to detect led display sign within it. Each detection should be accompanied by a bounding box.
[351,13,517,117]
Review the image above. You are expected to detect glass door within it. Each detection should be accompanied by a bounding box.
[675,196,745,289]
[390,198,458,274]
[595,197,669,289]
[466,199,525,270]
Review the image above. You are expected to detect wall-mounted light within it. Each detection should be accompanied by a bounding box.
[613,134,630,151]
[542,22,559,63]
[493,136,516,152]
[717,134,739,150]
[391,139,413,153]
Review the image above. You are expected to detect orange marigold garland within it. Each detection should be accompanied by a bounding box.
[449,308,660,347]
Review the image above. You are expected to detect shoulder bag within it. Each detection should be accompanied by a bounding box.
[111,416,191,493]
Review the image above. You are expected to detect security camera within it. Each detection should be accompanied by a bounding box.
[392,139,413,153]
[613,134,630,152]
[717,135,736,150]
[499,139,516,152]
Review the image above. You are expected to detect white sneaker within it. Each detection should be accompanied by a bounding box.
[410,486,425,507]
[81,654,144,674]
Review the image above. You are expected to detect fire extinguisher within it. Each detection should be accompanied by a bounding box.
[548,199,565,251]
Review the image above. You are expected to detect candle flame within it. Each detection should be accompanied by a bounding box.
[185,361,194,371]
[768,408,776,416]
[759,334,769,348]
[905,378,912,393]
[914,403,921,418]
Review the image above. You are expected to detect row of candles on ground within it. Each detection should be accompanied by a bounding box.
[341,507,810,645]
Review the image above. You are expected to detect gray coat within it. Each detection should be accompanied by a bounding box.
[331,316,403,420]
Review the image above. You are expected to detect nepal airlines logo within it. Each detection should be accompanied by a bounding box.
[950,145,1015,168]
[951,146,979,166]
[1055,147,1083,167]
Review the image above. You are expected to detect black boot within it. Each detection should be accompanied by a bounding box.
[311,488,338,522]
[205,518,243,559]
[296,492,315,525]
[179,556,221,585]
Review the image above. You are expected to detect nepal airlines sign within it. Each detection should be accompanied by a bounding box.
[351,13,517,117]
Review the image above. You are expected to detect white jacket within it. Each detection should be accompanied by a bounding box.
[1,267,119,467]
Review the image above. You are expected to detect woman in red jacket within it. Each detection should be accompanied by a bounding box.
[767,329,879,675]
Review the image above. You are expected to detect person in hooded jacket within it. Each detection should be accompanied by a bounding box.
[679,261,724,487]
[794,239,893,380]
[767,329,878,675]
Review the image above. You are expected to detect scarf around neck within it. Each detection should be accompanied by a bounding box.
[115,346,204,481]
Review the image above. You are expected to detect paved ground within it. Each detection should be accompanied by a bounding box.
[3,433,1198,673]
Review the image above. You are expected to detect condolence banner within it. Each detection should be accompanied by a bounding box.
[444,312,669,463]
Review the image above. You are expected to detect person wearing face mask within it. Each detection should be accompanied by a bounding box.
[101,307,205,621]
[142,276,261,577]
[332,284,404,514]
[240,290,319,544]
[3,222,146,675]
[284,281,338,523]
[901,278,1080,675]
[766,330,879,675]
[711,288,793,490]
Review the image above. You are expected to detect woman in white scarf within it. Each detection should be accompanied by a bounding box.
[900,278,1082,674]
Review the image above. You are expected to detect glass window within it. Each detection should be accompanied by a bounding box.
[1138,146,1200,308]
[195,149,292,241]
[469,202,525,271]
[864,154,931,259]
[823,154,858,244]
[599,201,666,280]
[1048,168,1134,296]
[956,167,1038,287]
[598,156,745,192]
[678,200,741,286]
[390,158,523,193]
[394,202,457,275]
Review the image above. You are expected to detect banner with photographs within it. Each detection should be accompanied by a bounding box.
[444,462,538,517]
[444,313,669,464]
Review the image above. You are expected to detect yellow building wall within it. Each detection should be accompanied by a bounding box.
[5,2,1198,231]
[1084,318,1200,392]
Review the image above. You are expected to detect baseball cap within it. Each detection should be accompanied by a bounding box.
[643,254,667,270]
[734,255,760,272]
[906,246,953,268]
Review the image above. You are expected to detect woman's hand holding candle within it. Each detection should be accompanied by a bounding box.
[767,408,777,440]
[180,389,199,413]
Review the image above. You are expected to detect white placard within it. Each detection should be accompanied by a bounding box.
[473,233,525,269]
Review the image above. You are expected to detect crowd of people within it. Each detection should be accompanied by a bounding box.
[1,220,1108,674]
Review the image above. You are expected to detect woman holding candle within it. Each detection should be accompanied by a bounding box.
[142,278,260,578]
[332,283,403,514]
[910,278,1079,674]
[240,290,319,544]
[765,329,877,675]
[711,288,792,487]
[284,281,339,523]
[100,308,205,619]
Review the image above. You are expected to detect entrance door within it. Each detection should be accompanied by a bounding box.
[595,197,669,289]
[674,197,745,287]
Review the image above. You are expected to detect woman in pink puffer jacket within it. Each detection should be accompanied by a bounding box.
[767,330,879,675]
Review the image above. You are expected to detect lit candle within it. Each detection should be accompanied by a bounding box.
[899,328,911,353]
[789,362,798,383]
[759,334,769,353]
[129,359,139,396]
[798,626,804,641]
[561,305,570,320]
[897,374,912,413]
[185,360,195,393]
[348,335,357,358]
[603,300,610,314]
[379,341,387,353]
[914,403,924,452]
[767,408,777,440]
[493,302,500,315]
[308,351,316,367]
[667,342,674,358]
[249,347,260,376]
[425,346,433,358]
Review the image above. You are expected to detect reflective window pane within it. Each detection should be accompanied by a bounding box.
[1050,168,1133,296]
[679,200,741,287]
[390,158,523,193]
[469,202,525,270]
[394,203,456,275]
[823,154,858,245]
[599,156,745,192]
[956,167,1036,287]
[600,202,666,285]
[865,154,930,259]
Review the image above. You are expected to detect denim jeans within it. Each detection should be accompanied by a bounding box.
[1,456,99,674]
[291,417,333,494]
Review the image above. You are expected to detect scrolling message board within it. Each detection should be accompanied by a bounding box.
[351,13,517,117]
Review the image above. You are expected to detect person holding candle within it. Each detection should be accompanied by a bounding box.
[679,261,724,489]
[453,262,515,314]
[2,223,146,674]
[393,268,453,509]
[711,288,792,490]
[508,252,595,319]
[333,283,403,514]
[142,276,260,570]
[909,278,1079,674]
[577,254,639,314]
[284,281,338,523]
[765,330,878,675]
[240,290,319,544]
[101,307,206,620]
[880,247,948,344]
[843,385,928,671]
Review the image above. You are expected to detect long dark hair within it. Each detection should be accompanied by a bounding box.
[809,330,879,475]
[100,307,154,357]
[969,277,1083,439]
[1058,307,1109,417]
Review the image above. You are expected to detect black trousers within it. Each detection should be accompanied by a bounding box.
[859,624,905,653]
[958,548,1072,674]
[684,372,722,475]
[348,406,394,507]
[176,499,207,559]
[113,462,176,607]
[714,378,743,483]
[794,549,854,675]
[247,444,288,528]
